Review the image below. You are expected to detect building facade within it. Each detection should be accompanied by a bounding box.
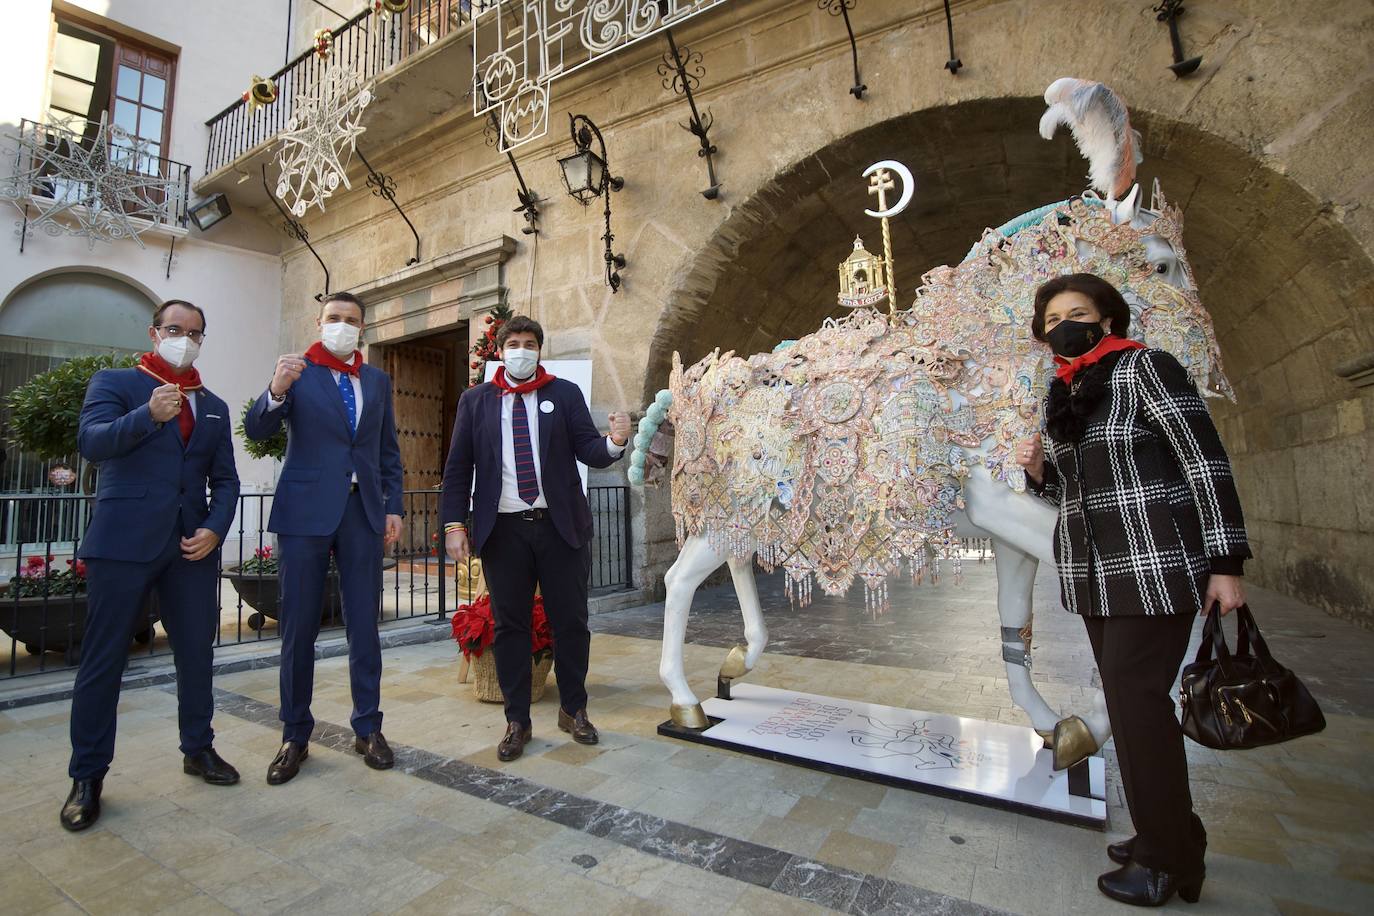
[9,0,1374,626]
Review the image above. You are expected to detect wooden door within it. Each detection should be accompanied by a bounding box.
[383,343,447,555]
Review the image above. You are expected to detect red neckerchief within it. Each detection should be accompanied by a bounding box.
[137,351,203,390]
[305,341,362,376]
[492,365,556,396]
[1054,335,1145,385]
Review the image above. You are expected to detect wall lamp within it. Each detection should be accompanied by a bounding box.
[188,193,232,231]
[558,114,626,292]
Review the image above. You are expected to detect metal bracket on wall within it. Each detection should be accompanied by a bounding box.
[818,0,866,98]
[262,164,330,301]
[657,28,722,199]
[486,112,542,235]
[942,0,962,74]
[1153,0,1203,77]
[355,146,420,265]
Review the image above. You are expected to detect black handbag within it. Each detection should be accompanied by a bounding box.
[1179,604,1325,750]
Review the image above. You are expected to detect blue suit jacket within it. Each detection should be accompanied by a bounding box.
[77,368,240,562]
[441,378,622,553]
[243,362,403,536]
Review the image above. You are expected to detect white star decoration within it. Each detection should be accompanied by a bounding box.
[273,65,373,216]
[0,112,184,249]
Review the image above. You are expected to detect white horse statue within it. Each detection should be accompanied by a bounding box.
[629,79,1233,770]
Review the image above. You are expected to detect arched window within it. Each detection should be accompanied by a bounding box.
[0,271,154,497]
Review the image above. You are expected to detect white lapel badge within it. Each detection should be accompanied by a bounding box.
[539,401,555,414]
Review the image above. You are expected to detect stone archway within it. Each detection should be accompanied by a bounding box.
[642,97,1374,626]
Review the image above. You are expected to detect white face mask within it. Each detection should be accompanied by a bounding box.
[502,347,539,380]
[321,321,360,357]
[156,333,200,369]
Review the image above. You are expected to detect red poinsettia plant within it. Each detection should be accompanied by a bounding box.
[468,302,514,386]
[450,593,553,662]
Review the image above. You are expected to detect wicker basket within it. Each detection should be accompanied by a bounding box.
[461,650,554,703]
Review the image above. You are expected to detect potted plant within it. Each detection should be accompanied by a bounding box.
[1,555,157,662]
[450,593,554,703]
[236,398,287,462]
[4,353,139,491]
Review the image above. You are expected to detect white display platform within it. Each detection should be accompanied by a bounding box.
[659,683,1106,828]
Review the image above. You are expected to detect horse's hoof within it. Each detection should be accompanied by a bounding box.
[670,703,709,729]
[1051,715,1097,771]
[1035,728,1055,749]
[719,644,750,680]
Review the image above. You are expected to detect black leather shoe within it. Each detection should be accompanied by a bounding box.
[266,741,308,785]
[1098,862,1204,907]
[1108,835,1136,865]
[60,777,102,832]
[354,732,395,770]
[183,748,241,786]
[497,721,532,762]
[558,708,599,746]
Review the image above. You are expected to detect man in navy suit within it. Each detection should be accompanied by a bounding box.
[442,316,630,761]
[244,292,403,784]
[62,300,240,831]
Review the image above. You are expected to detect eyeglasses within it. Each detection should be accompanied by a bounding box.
[156,325,205,343]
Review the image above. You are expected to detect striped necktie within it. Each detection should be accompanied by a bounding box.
[510,394,539,504]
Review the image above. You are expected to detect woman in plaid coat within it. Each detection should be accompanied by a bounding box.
[1018,273,1250,908]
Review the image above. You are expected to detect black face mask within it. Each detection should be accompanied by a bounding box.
[1046,319,1107,359]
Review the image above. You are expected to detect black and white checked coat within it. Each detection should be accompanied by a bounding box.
[1032,348,1251,617]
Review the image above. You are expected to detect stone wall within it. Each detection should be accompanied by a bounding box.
[259,0,1374,624]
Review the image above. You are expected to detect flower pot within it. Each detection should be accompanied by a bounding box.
[222,558,398,632]
[462,651,554,704]
[0,590,161,663]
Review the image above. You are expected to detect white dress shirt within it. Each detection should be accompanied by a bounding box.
[265,369,363,482]
[497,390,626,514]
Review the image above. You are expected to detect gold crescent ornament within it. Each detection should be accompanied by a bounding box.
[376,0,409,13]
[243,76,278,112]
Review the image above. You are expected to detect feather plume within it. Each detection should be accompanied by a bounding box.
[1040,77,1142,200]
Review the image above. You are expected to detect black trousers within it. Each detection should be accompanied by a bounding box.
[1083,612,1207,875]
[480,513,592,726]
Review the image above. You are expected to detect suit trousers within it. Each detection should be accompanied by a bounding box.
[1083,612,1206,875]
[480,513,592,726]
[69,525,219,779]
[276,490,384,744]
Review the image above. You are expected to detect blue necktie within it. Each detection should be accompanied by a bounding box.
[511,394,539,505]
[337,372,357,436]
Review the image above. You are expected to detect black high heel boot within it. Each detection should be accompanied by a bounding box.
[1097,861,1204,907]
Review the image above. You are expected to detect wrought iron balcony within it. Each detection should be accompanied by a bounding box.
[0,115,191,251]
[203,1,473,176]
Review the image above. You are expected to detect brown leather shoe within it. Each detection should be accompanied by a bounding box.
[497,721,532,762]
[354,732,394,770]
[266,741,308,785]
[558,708,599,745]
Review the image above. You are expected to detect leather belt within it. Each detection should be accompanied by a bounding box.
[500,508,549,521]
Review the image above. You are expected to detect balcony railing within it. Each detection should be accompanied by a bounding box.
[3,116,191,244]
[204,1,473,175]
[1,485,633,679]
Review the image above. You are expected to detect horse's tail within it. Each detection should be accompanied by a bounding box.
[627,388,673,486]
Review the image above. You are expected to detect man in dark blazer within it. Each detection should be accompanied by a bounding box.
[62,300,240,831]
[442,316,631,761]
[244,292,403,784]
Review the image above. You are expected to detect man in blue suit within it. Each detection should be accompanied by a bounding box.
[244,292,403,784]
[442,316,630,761]
[62,300,240,831]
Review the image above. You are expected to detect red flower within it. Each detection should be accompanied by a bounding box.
[66,559,88,578]
[483,314,494,325]
[25,556,45,569]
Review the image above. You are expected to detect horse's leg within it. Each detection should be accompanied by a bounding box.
[963,465,1111,769]
[716,556,769,697]
[659,534,730,728]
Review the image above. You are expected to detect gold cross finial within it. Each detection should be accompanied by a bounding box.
[867,168,895,213]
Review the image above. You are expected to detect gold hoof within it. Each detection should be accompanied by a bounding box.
[1051,715,1097,771]
[719,644,750,681]
[670,703,709,730]
[1035,728,1055,749]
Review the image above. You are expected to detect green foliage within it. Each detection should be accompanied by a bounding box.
[237,398,287,461]
[3,353,138,460]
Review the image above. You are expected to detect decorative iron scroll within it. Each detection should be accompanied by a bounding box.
[472,0,732,152]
